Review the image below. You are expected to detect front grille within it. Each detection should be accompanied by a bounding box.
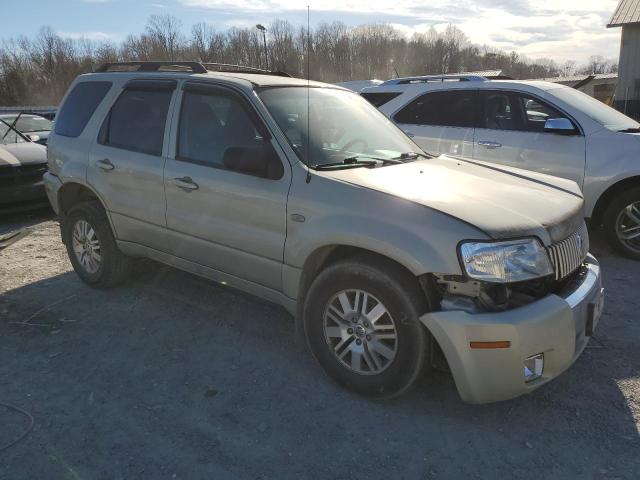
[0,163,48,187]
[546,222,589,281]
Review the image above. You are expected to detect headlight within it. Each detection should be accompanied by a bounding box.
[459,238,553,283]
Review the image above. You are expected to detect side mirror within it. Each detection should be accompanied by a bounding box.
[26,134,40,143]
[544,118,577,135]
[222,143,284,180]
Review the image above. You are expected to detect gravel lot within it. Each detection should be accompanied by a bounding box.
[1,210,639,480]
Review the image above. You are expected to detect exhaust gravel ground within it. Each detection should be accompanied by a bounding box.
[1,211,639,479]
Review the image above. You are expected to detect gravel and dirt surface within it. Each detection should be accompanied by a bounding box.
[0,210,639,480]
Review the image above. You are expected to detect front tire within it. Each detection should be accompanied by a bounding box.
[603,188,640,260]
[303,256,429,399]
[62,201,132,287]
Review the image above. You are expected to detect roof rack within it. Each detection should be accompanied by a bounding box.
[94,61,291,77]
[381,74,489,86]
[201,62,291,77]
[95,61,208,73]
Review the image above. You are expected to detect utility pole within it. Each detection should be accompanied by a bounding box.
[256,24,268,70]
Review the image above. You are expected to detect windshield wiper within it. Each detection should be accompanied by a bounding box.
[619,127,640,133]
[394,151,433,161]
[315,155,402,170]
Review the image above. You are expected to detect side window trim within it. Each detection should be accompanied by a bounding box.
[174,82,283,180]
[98,81,176,156]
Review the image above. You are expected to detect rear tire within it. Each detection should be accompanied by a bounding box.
[603,188,640,260]
[62,201,132,287]
[303,256,429,399]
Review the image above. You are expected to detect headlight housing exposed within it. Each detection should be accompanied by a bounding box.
[459,238,553,284]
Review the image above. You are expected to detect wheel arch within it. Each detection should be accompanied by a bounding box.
[294,244,439,333]
[57,182,114,243]
[591,175,640,227]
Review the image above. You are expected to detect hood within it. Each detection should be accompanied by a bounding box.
[319,155,584,245]
[0,142,47,167]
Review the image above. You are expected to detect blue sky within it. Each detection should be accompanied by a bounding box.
[2,0,623,64]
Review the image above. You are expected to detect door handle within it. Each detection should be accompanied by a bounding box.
[404,131,415,138]
[172,176,199,192]
[96,158,115,171]
[477,141,502,149]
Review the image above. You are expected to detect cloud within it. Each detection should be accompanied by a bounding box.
[58,31,114,41]
[175,0,621,63]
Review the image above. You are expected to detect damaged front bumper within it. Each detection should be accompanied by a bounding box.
[421,254,604,404]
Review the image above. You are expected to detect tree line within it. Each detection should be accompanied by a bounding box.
[0,14,617,106]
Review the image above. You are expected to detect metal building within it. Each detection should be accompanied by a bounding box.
[608,0,640,118]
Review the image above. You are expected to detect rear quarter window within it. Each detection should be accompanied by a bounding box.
[54,81,112,137]
[360,91,401,108]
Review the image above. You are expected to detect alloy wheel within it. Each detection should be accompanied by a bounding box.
[71,219,102,274]
[615,201,640,254]
[322,289,398,375]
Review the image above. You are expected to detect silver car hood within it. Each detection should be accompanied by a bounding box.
[320,155,584,245]
[0,142,47,166]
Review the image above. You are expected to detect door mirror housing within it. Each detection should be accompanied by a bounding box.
[222,143,284,180]
[544,118,577,135]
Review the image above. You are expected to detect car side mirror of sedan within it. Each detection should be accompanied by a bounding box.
[26,134,40,143]
[223,143,284,180]
[544,118,577,135]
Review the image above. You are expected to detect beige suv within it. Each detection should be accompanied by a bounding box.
[44,62,604,403]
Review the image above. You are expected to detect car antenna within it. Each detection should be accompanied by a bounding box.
[305,5,312,184]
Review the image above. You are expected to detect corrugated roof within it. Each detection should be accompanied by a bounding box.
[526,73,617,86]
[456,69,504,77]
[608,0,640,27]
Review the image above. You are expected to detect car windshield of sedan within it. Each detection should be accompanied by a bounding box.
[14,115,53,133]
[258,86,420,167]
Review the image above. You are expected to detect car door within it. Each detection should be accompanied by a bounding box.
[394,89,477,157]
[473,90,586,187]
[163,82,290,291]
[88,79,176,252]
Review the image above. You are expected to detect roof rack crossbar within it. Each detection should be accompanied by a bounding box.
[381,74,489,85]
[94,61,292,77]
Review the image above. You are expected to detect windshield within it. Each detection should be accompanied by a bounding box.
[0,120,27,145]
[15,115,53,133]
[548,86,640,132]
[258,87,421,167]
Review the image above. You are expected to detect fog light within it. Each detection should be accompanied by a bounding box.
[523,353,544,383]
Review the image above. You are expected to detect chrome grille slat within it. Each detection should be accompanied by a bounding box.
[547,223,589,281]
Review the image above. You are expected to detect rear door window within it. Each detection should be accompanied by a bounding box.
[54,81,112,137]
[100,86,173,156]
[394,90,478,128]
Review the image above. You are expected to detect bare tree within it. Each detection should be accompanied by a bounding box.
[0,14,575,106]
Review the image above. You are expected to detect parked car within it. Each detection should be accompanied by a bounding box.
[361,75,640,259]
[44,61,604,403]
[0,119,49,211]
[0,113,53,145]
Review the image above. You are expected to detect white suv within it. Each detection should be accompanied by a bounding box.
[362,75,640,259]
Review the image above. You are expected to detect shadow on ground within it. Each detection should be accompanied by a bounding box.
[1,232,639,479]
